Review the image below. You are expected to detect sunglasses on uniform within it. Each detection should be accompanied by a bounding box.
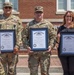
[4,7,12,9]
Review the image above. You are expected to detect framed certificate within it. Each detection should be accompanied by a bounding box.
[0,30,16,53]
[60,32,74,56]
[30,28,48,51]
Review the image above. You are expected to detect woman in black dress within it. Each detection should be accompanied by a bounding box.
[57,11,74,75]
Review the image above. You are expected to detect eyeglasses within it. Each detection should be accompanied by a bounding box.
[4,7,12,9]
[66,16,72,18]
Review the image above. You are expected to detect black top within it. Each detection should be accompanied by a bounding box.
[57,25,66,34]
[58,25,74,33]
[57,25,74,56]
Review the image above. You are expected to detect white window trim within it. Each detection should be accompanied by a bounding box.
[56,0,74,14]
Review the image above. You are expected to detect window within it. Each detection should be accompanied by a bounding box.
[0,0,18,11]
[57,0,74,12]
[10,0,18,11]
[71,0,74,9]
[0,0,4,10]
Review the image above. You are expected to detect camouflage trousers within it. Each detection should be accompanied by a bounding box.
[28,52,50,75]
[0,53,18,75]
[0,60,5,75]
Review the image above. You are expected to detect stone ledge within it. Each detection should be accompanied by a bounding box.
[18,54,58,58]
[16,67,63,73]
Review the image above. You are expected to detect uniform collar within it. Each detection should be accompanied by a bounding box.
[3,13,12,19]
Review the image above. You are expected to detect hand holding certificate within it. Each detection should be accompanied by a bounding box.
[0,30,16,53]
[60,32,74,56]
[14,47,18,54]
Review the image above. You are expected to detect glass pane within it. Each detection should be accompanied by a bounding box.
[10,0,18,10]
[58,0,67,10]
[71,0,74,9]
[0,0,4,9]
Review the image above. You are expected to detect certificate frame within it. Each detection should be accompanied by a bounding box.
[0,30,16,53]
[30,28,48,51]
[60,32,74,56]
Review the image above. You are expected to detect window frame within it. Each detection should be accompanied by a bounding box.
[0,0,19,14]
[56,0,74,14]
[10,0,18,11]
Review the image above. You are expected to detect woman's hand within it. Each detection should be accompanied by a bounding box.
[57,33,60,43]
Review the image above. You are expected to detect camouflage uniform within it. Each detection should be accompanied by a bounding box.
[0,59,5,75]
[0,2,23,75]
[22,18,56,75]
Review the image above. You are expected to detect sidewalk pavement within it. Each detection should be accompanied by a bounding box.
[16,55,63,75]
[17,55,62,67]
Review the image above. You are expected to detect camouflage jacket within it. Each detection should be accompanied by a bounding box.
[0,14,23,49]
[22,19,56,49]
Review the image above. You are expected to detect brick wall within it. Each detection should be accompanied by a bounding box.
[19,0,63,19]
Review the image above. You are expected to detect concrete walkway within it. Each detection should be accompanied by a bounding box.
[16,55,63,75]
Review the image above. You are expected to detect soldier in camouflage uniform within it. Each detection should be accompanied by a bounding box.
[0,2,23,75]
[22,6,56,75]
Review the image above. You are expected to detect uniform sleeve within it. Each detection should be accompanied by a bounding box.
[21,23,29,48]
[48,22,57,48]
[15,17,23,49]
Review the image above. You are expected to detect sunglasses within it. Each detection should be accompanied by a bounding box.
[4,7,12,9]
[35,11,43,14]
